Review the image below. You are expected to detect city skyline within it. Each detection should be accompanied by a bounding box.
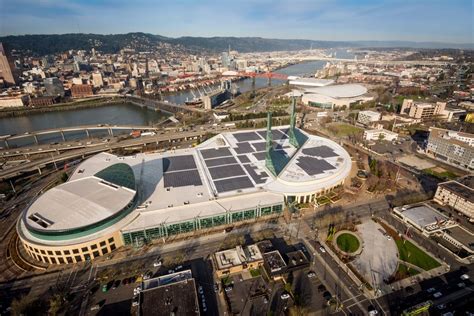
[0,0,472,44]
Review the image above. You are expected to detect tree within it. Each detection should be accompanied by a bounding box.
[378,133,385,141]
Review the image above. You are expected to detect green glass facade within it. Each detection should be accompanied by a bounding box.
[121,202,284,246]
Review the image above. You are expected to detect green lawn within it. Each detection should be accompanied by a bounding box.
[422,168,458,181]
[396,263,421,278]
[336,233,360,253]
[327,123,363,137]
[396,239,441,271]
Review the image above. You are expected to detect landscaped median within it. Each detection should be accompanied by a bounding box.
[336,232,361,254]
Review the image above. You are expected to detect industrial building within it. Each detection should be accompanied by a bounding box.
[18,105,352,265]
[425,127,474,171]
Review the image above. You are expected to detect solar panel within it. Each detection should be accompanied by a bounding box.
[302,146,338,158]
[204,156,237,167]
[252,142,266,152]
[237,155,251,163]
[164,170,202,187]
[234,142,254,154]
[243,164,268,184]
[214,176,254,193]
[200,147,232,159]
[162,155,196,172]
[296,156,336,176]
[257,129,287,140]
[252,152,266,161]
[233,132,262,142]
[208,164,246,180]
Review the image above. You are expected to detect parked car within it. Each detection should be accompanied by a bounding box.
[280,293,290,300]
[153,260,162,268]
[198,285,204,294]
[224,286,233,292]
[319,246,326,253]
[307,271,316,278]
[322,291,332,301]
[433,292,443,298]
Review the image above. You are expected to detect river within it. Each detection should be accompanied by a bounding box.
[0,49,354,148]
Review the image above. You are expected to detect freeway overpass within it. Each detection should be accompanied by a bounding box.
[0,128,223,180]
[1,125,163,147]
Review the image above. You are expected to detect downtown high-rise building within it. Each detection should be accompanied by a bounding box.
[0,42,16,86]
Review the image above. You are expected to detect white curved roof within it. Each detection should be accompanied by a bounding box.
[25,176,136,232]
[304,84,367,98]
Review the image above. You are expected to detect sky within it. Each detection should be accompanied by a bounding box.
[0,0,472,43]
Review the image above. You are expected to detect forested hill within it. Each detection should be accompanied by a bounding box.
[0,32,471,56]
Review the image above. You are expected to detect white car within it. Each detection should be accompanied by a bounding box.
[198,286,204,294]
[433,292,443,298]
[280,293,290,300]
[460,274,469,280]
[153,261,162,267]
[319,247,326,253]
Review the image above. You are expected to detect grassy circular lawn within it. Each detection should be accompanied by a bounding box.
[336,233,360,253]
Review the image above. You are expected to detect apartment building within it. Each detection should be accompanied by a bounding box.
[426,127,474,171]
[400,99,446,120]
[434,176,474,222]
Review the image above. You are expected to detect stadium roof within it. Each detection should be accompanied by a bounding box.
[24,164,136,233]
[304,84,368,98]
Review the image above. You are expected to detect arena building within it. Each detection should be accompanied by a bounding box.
[18,106,352,265]
[300,84,373,109]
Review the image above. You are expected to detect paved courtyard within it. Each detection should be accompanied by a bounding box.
[352,220,398,289]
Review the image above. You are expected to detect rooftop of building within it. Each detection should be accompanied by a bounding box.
[139,272,199,316]
[395,204,448,229]
[439,176,474,203]
[214,244,263,270]
[21,126,351,241]
[24,163,136,233]
[288,78,335,87]
[303,84,368,99]
[263,250,287,273]
[443,226,474,250]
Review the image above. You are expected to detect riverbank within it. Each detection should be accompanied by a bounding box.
[0,97,126,118]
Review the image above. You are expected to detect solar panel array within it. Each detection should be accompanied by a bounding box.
[204,156,237,167]
[233,132,262,142]
[162,155,197,172]
[209,164,246,180]
[164,170,202,187]
[252,142,266,152]
[237,155,251,163]
[257,129,287,140]
[252,152,266,161]
[234,142,254,154]
[296,156,336,176]
[302,145,338,158]
[243,164,268,184]
[214,176,254,193]
[200,147,232,159]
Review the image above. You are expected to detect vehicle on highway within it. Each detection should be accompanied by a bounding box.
[280,292,290,300]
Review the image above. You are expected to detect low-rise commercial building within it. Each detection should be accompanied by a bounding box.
[425,127,474,171]
[357,110,381,126]
[434,176,474,222]
[363,128,398,142]
[0,96,24,108]
[441,107,466,122]
[213,244,263,278]
[71,84,93,98]
[139,270,200,316]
